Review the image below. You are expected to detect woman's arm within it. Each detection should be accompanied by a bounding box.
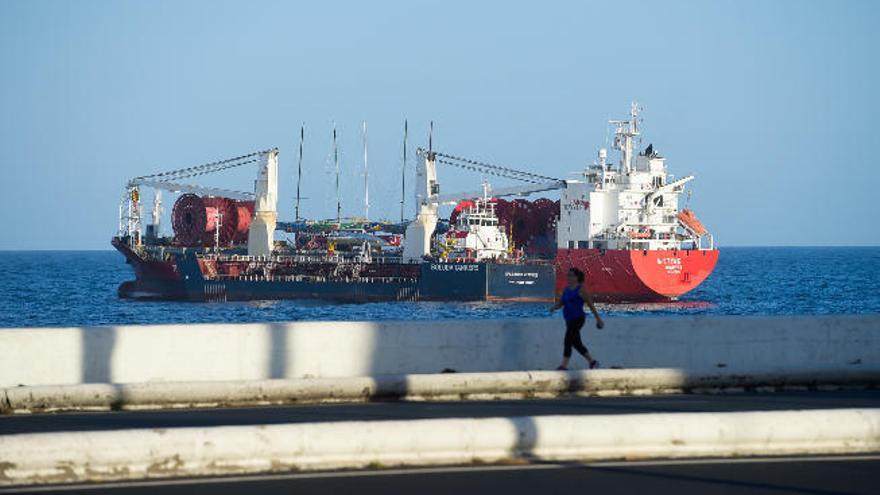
[580,286,604,329]
[549,295,563,312]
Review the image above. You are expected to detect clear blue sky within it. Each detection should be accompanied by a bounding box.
[1,0,878,249]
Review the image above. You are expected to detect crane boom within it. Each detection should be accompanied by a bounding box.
[131,150,269,184]
[127,179,254,200]
[645,175,694,202]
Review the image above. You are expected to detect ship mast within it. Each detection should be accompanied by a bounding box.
[609,101,641,173]
[362,121,369,221]
[333,124,341,224]
[295,124,304,221]
[151,190,162,235]
[401,119,407,223]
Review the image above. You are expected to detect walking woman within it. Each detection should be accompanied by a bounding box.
[550,268,604,370]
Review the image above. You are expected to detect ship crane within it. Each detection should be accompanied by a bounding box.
[418,149,567,205]
[644,175,694,208]
[402,147,566,261]
[119,149,279,257]
[127,150,268,199]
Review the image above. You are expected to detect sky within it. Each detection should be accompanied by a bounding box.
[1,0,878,250]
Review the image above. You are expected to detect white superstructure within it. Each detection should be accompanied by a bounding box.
[440,183,509,261]
[557,103,713,251]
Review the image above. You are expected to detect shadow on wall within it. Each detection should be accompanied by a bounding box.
[80,326,117,383]
[365,321,406,377]
[500,319,545,372]
[268,321,288,379]
[510,416,540,462]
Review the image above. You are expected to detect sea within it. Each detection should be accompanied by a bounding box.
[0,247,877,329]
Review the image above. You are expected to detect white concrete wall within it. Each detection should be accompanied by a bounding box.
[4,409,880,485]
[1,315,878,387]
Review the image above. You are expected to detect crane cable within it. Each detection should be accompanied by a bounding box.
[434,158,545,184]
[422,149,562,183]
[132,150,271,184]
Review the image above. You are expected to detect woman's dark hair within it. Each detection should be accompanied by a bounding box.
[569,267,585,283]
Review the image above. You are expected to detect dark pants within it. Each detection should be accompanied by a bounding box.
[563,316,588,358]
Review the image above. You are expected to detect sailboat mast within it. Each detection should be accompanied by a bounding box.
[362,121,369,221]
[334,124,341,224]
[295,124,304,221]
[401,119,407,223]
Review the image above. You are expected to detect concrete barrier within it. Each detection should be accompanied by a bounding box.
[1,315,878,387]
[1,408,878,486]
[4,368,879,413]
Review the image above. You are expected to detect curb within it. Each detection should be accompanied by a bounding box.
[2,368,879,414]
[1,408,879,486]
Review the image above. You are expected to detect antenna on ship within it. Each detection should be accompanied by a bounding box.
[333,123,341,225]
[295,124,304,221]
[401,119,407,223]
[362,120,370,221]
[631,101,640,134]
[609,101,641,174]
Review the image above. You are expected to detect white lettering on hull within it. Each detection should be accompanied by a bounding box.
[656,257,683,274]
[430,264,480,272]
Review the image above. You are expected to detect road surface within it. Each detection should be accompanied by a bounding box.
[2,456,877,494]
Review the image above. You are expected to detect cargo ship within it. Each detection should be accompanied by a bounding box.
[113,106,717,303]
[113,135,557,302]
[553,103,718,301]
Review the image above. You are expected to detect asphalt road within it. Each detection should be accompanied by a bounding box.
[2,389,879,435]
[3,456,878,494]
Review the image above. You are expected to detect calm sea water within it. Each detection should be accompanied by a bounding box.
[0,247,877,328]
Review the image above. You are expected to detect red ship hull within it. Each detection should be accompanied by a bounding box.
[555,248,719,302]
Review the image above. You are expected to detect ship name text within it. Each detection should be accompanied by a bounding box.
[430,263,480,272]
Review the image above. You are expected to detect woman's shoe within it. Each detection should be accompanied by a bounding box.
[589,360,600,369]
[556,365,568,371]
